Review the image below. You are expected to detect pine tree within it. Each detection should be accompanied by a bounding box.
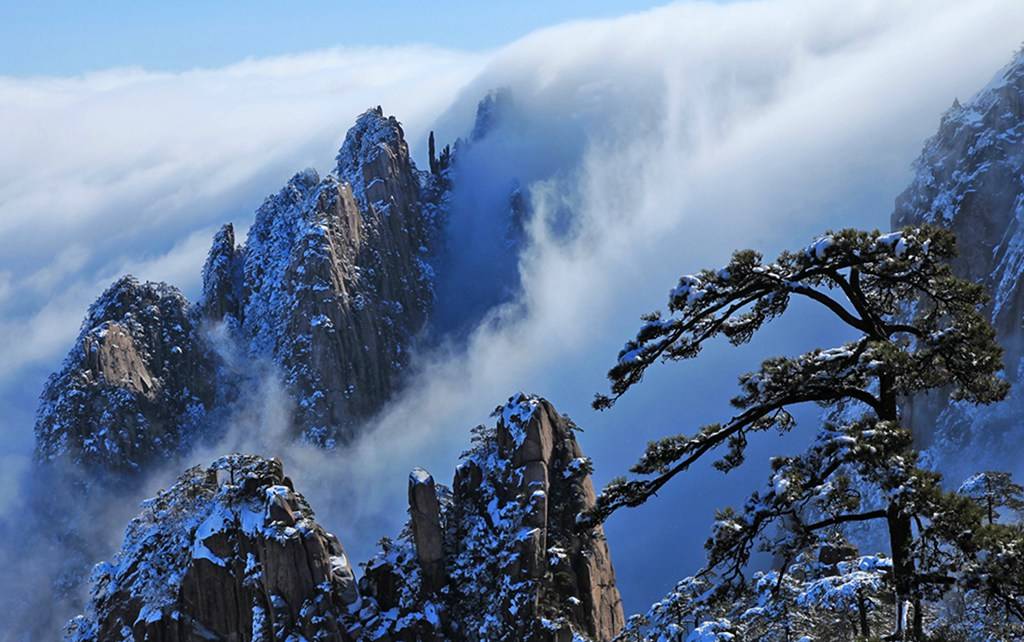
[586,226,1009,639]
[958,471,1024,526]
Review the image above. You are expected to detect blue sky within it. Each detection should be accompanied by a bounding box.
[1,1,673,76]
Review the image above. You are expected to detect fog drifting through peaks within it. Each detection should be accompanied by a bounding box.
[193,0,1023,613]
[0,0,1022,628]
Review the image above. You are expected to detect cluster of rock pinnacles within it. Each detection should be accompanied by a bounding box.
[67,395,624,642]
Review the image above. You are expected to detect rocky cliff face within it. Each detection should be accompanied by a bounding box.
[65,455,360,642]
[357,393,624,642]
[35,107,446,471]
[891,47,1024,469]
[206,107,442,447]
[35,275,217,473]
[66,395,623,642]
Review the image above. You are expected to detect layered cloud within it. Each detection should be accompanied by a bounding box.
[1,0,1022,622]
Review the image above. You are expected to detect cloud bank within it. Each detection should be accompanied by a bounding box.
[1,0,1022,630]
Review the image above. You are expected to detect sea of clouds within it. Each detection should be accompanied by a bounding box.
[2,0,1023,635]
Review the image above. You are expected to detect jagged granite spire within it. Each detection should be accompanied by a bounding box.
[200,223,241,322]
[335,106,417,211]
[358,394,624,641]
[215,107,441,447]
[892,47,1024,463]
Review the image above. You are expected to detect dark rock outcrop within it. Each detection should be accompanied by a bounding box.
[891,47,1024,467]
[34,276,216,473]
[408,468,446,595]
[65,455,359,642]
[358,393,625,642]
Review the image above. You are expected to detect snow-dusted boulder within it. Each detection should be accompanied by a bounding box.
[65,454,359,642]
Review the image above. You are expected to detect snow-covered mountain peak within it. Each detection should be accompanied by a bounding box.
[334,106,410,210]
[35,273,215,472]
[470,88,514,142]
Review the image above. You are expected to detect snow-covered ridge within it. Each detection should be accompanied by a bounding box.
[66,395,621,641]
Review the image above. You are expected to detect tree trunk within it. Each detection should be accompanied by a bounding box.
[887,504,917,640]
[880,375,921,640]
[857,587,870,638]
[913,595,924,638]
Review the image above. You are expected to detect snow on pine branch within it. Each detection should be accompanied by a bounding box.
[596,226,956,410]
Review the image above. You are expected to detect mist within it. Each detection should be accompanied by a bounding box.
[1,0,1023,636]
[297,0,1024,613]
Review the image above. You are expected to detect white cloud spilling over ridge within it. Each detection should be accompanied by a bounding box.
[1,0,1022,626]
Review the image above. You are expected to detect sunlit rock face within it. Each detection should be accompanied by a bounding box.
[358,393,625,642]
[65,455,360,642]
[892,49,1024,470]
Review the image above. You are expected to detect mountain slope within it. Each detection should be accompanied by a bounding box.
[357,393,624,642]
[208,107,443,447]
[892,47,1024,472]
[65,455,360,642]
[35,276,217,473]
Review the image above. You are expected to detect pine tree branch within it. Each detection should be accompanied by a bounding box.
[825,267,878,333]
[625,389,851,501]
[786,284,871,333]
[883,323,924,338]
[806,509,887,531]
